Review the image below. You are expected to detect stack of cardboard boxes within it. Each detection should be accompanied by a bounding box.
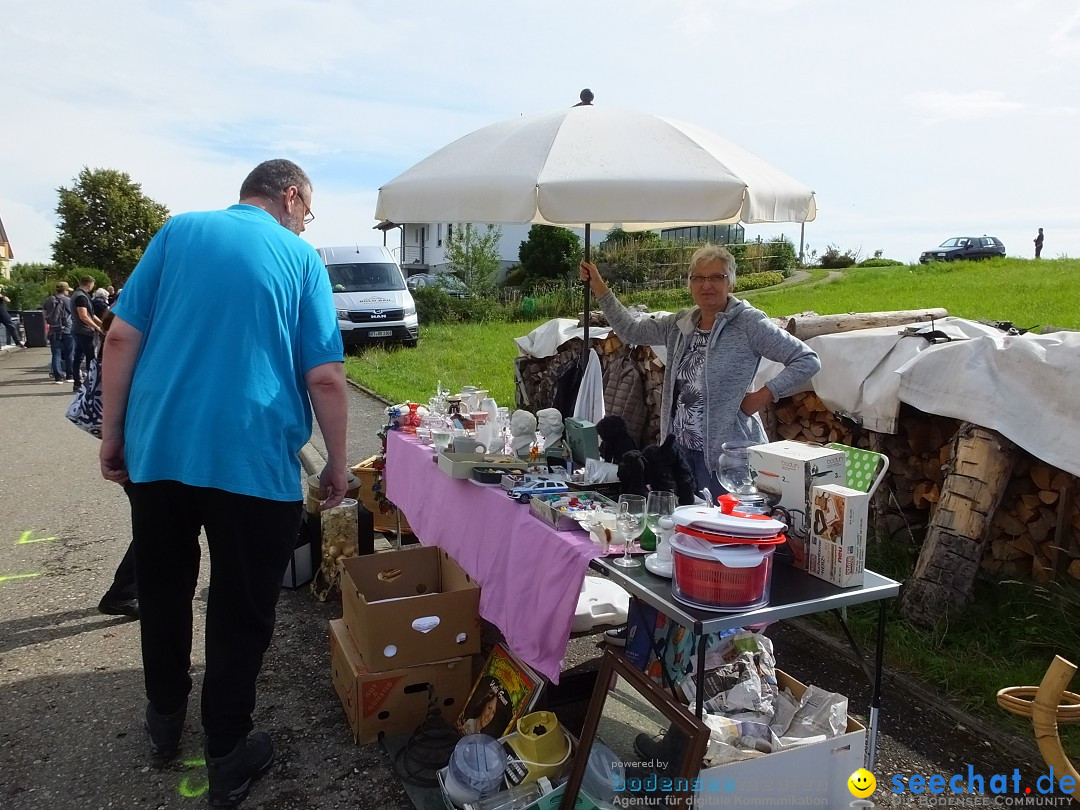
[330,545,480,743]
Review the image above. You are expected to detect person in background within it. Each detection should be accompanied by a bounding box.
[1034,227,1044,259]
[91,287,110,319]
[106,285,117,306]
[0,287,24,347]
[70,276,103,392]
[100,159,348,808]
[43,281,74,382]
[579,244,820,498]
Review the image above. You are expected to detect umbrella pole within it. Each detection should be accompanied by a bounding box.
[582,224,591,367]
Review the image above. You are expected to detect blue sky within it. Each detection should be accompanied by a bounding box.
[2,0,1078,266]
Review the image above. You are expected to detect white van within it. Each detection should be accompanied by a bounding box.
[316,245,419,348]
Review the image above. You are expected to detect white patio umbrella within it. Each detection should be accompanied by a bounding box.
[375,96,816,362]
[376,101,816,230]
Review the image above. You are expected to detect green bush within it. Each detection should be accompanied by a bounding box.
[764,237,798,275]
[858,258,905,267]
[412,287,458,324]
[502,265,526,288]
[735,271,784,292]
[820,244,858,269]
[415,288,506,326]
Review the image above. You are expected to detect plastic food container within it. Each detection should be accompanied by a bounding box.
[443,734,506,807]
[669,531,779,611]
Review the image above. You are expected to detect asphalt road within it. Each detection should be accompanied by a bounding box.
[0,346,1066,809]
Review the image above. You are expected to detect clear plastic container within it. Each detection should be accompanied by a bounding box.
[320,498,358,562]
[445,734,506,806]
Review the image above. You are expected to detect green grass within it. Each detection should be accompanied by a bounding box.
[816,535,1080,752]
[742,257,1080,329]
[344,320,546,406]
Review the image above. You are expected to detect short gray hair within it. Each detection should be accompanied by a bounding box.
[688,244,736,286]
[239,159,311,202]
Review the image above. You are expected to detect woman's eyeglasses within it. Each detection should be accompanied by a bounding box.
[689,274,728,286]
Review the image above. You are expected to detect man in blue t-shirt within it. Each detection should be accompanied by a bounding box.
[100,159,348,807]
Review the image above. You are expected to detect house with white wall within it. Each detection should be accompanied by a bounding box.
[0,214,12,279]
[375,221,596,279]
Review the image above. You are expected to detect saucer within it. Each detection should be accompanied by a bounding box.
[644,553,673,578]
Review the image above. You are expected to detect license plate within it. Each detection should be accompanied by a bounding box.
[368,330,393,338]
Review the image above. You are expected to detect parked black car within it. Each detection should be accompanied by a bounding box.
[919,236,1005,264]
[405,273,468,298]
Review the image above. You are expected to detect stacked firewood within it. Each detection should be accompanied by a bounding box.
[984,455,1079,582]
[768,391,855,445]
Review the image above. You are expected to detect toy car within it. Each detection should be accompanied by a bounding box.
[507,477,569,502]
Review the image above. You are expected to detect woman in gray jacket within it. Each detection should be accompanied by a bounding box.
[579,244,820,498]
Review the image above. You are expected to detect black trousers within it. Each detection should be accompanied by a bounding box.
[127,481,301,747]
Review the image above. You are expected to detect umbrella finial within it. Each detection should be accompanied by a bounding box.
[573,88,594,107]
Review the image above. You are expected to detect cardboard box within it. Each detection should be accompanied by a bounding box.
[329,619,472,745]
[748,441,845,567]
[350,455,412,535]
[808,483,868,587]
[341,546,481,671]
[529,491,615,531]
[694,670,865,806]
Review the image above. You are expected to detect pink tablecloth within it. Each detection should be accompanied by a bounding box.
[384,430,599,683]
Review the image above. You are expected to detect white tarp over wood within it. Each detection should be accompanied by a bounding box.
[756,318,1080,478]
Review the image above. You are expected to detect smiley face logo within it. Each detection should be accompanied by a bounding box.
[848,768,877,798]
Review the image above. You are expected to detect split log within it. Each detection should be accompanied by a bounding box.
[783,308,949,340]
[902,424,1019,626]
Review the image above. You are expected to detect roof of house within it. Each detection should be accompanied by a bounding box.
[0,214,11,258]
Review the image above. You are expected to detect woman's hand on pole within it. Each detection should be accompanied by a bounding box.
[579,260,609,298]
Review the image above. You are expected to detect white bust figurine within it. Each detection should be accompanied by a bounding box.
[510,410,538,458]
[536,408,565,448]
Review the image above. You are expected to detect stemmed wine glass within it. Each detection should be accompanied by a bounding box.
[613,494,646,569]
[646,490,676,543]
[645,490,677,576]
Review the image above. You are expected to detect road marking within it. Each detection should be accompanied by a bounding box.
[0,573,43,584]
[178,757,208,798]
[17,530,57,545]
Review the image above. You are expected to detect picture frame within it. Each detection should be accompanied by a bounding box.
[559,648,710,809]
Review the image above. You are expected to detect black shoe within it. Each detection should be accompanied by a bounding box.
[633,728,687,771]
[145,701,187,759]
[604,625,629,647]
[206,733,274,807]
[98,597,140,619]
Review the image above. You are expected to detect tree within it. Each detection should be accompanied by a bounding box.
[52,167,170,286]
[518,225,582,283]
[444,224,502,296]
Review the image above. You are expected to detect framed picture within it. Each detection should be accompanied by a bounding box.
[560,648,710,809]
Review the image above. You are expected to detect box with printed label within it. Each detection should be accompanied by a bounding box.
[341,545,481,672]
[329,619,472,745]
[807,483,869,588]
[694,670,865,807]
[748,441,845,568]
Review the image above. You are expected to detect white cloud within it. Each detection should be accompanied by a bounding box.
[907,91,1026,124]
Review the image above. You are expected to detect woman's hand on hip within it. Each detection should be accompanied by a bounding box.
[740,387,774,416]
